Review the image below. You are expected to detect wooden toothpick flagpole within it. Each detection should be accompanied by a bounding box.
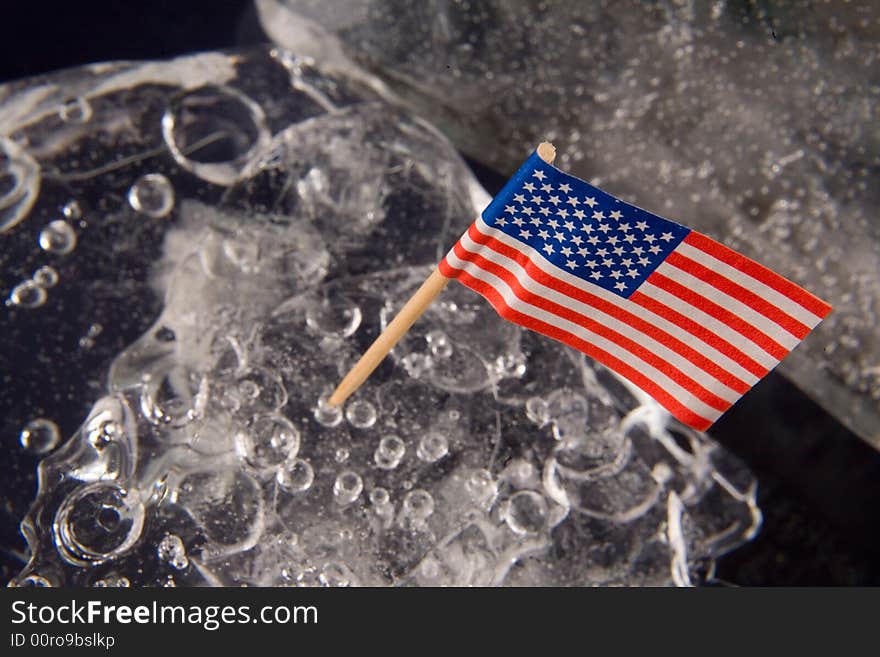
[328,142,557,407]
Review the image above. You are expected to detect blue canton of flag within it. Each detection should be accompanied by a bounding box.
[480,154,691,298]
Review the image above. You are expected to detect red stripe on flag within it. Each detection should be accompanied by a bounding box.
[463,225,751,394]
[449,241,733,412]
[439,258,715,431]
[629,291,770,380]
[683,232,832,318]
[647,271,789,361]
[664,250,811,339]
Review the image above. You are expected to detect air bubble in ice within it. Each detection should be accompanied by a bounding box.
[128,173,175,218]
[58,97,92,123]
[493,353,526,379]
[0,137,40,232]
[465,469,497,507]
[139,368,207,428]
[235,368,288,413]
[235,413,301,469]
[333,470,363,506]
[32,266,59,288]
[93,575,130,588]
[305,296,362,338]
[314,396,343,427]
[502,491,548,535]
[162,85,271,186]
[86,415,121,451]
[416,432,448,462]
[19,418,60,454]
[62,200,82,220]
[374,435,405,469]
[78,325,100,349]
[345,399,377,429]
[334,447,350,463]
[401,352,431,378]
[14,574,53,587]
[500,459,537,489]
[426,330,453,358]
[402,489,434,521]
[38,220,77,254]
[54,482,145,566]
[369,487,390,507]
[7,280,47,308]
[277,458,315,492]
[157,534,189,570]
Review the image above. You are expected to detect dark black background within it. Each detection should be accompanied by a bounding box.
[1,0,879,586]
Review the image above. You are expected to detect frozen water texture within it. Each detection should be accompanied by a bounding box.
[3,48,757,586]
[258,0,880,447]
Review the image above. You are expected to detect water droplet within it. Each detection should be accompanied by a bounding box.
[238,380,261,400]
[235,368,288,412]
[306,296,362,338]
[157,533,189,570]
[465,469,497,507]
[59,97,92,123]
[162,85,271,186]
[333,470,363,506]
[313,396,342,427]
[401,352,431,378]
[277,458,314,492]
[402,489,434,521]
[493,353,526,378]
[32,265,58,288]
[19,418,60,454]
[38,219,76,254]
[7,280,46,308]
[54,482,145,566]
[139,368,207,428]
[85,413,121,451]
[416,432,448,462]
[0,137,40,233]
[62,200,82,220]
[502,491,549,535]
[426,330,453,358]
[345,400,377,429]
[13,574,53,587]
[369,487,390,507]
[235,414,300,469]
[374,435,406,470]
[128,173,175,218]
[501,459,536,489]
[93,575,130,588]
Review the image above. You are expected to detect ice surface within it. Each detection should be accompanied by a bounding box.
[3,47,758,587]
[257,0,880,447]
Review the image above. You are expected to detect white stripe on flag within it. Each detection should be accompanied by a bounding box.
[675,240,823,328]
[635,281,781,370]
[654,259,802,351]
[458,231,743,403]
[444,249,725,424]
[473,218,770,380]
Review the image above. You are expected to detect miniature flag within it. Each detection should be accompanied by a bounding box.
[438,150,832,431]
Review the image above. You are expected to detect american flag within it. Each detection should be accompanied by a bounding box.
[439,151,832,431]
